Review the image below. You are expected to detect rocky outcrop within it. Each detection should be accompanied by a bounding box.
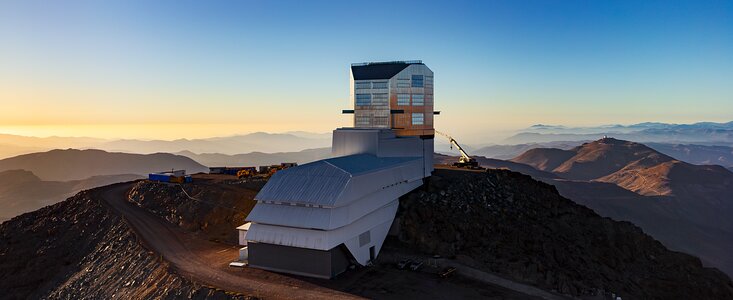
[126,177,261,245]
[0,189,250,299]
[398,168,733,299]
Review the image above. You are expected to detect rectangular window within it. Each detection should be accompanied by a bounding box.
[374,116,389,127]
[355,116,370,126]
[397,94,410,106]
[372,93,388,105]
[411,75,424,87]
[355,94,371,106]
[412,113,424,125]
[372,81,388,89]
[355,81,371,89]
[397,79,410,88]
[412,94,424,106]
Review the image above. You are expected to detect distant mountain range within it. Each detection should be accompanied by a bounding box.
[0,149,209,222]
[506,121,733,145]
[0,132,332,159]
[471,141,582,160]
[176,148,331,167]
[0,149,207,181]
[99,132,331,155]
[511,138,733,197]
[467,140,733,172]
[0,170,141,222]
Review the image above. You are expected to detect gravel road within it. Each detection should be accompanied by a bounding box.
[99,182,359,299]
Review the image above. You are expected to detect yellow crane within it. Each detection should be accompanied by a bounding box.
[435,130,481,169]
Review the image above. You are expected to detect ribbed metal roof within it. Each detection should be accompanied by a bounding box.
[254,154,419,207]
[325,154,417,175]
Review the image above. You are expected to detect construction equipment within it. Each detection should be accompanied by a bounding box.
[435,130,481,169]
[236,168,257,179]
[439,267,457,278]
[263,163,298,178]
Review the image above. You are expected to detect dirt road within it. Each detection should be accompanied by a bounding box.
[98,182,358,299]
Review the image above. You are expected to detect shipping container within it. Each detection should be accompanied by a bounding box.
[148,174,171,182]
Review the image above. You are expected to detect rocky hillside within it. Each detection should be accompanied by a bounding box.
[127,175,262,244]
[0,186,250,299]
[398,168,733,299]
[495,138,733,276]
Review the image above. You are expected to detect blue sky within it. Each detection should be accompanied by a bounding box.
[1,0,731,142]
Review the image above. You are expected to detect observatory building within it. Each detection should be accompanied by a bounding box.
[243,61,435,278]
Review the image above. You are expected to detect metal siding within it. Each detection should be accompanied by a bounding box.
[246,203,332,229]
[246,201,399,253]
[247,177,422,230]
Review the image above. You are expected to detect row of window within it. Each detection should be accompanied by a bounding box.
[355,113,425,126]
[355,93,390,106]
[355,81,388,89]
[396,94,424,106]
[357,93,429,106]
[412,113,424,125]
[355,115,389,126]
[355,75,433,89]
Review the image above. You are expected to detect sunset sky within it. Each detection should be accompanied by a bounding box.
[1,0,731,143]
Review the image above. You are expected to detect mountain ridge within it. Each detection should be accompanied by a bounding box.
[0,149,207,181]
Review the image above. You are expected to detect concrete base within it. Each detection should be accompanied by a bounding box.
[248,242,352,279]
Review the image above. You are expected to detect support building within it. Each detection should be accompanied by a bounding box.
[242,61,436,278]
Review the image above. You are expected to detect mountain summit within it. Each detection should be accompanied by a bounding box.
[512,137,733,196]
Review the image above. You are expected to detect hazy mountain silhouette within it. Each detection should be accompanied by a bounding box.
[0,170,141,222]
[99,132,331,155]
[0,134,106,159]
[506,121,733,145]
[646,143,733,170]
[176,147,331,167]
[470,141,582,160]
[0,132,332,159]
[0,149,208,181]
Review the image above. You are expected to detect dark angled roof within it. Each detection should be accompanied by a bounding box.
[351,61,423,80]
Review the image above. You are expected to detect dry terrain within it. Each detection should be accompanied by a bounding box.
[469,138,733,277]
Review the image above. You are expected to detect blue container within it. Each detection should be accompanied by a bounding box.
[148,173,171,182]
[184,176,192,183]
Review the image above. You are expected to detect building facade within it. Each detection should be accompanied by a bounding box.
[242,61,435,279]
[350,61,434,137]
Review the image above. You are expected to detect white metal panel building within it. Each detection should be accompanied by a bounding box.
[243,61,435,278]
